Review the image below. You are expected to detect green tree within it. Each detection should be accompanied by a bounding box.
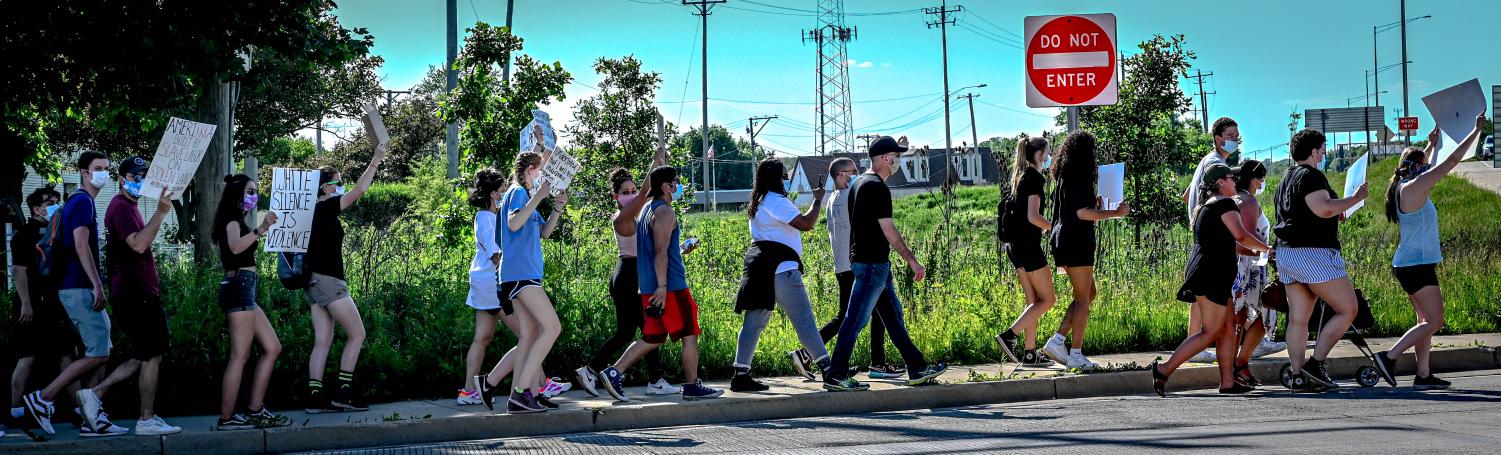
[673,125,759,195]
[438,22,571,173]
[305,67,449,182]
[564,56,678,213]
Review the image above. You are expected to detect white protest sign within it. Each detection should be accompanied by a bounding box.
[1097,162,1125,210]
[264,168,321,253]
[518,109,557,154]
[1423,79,1486,164]
[540,148,582,195]
[141,117,217,200]
[362,104,390,145]
[1342,152,1369,218]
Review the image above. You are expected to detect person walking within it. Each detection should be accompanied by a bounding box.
[994,136,1057,367]
[211,174,289,430]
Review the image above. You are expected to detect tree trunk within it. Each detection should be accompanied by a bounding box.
[0,131,27,287]
[190,80,234,264]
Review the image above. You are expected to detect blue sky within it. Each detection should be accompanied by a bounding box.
[327,0,1498,161]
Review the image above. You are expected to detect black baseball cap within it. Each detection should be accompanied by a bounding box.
[868,136,908,158]
[119,156,149,176]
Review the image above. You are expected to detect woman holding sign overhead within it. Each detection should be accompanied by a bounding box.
[1371,115,1486,391]
[212,174,288,430]
[1039,131,1129,370]
[474,150,569,415]
[300,138,388,413]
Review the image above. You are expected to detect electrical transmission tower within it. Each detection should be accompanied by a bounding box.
[802,0,856,156]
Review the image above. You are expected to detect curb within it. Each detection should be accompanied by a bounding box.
[6,346,1497,454]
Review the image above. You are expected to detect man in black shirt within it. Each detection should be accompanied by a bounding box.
[824,136,947,391]
[7,186,79,434]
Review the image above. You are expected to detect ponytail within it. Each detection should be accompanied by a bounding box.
[1385,147,1425,223]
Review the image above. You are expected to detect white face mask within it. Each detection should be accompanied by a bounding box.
[335,185,346,196]
[1254,182,1266,196]
[1221,139,1239,154]
[1041,153,1053,170]
[88,170,109,188]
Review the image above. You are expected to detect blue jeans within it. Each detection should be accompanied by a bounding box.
[828,262,926,380]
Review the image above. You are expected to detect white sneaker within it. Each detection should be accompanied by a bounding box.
[79,412,128,437]
[539,378,572,398]
[1251,340,1288,358]
[574,366,601,397]
[1188,349,1217,364]
[134,415,182,436]
[1065,352,1099,370]
[645,378,682,395]
[1041,337,1070,365]
[75,389,102,432]
[455,388,484,406]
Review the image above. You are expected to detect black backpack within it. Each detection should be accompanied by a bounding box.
[278,252,310,290]
[997,192,1025,244]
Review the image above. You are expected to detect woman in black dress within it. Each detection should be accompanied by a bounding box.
[1152,164,1271,396]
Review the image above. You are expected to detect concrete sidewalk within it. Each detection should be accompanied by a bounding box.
[4,332,1498,455]
[1454,161,1501,196]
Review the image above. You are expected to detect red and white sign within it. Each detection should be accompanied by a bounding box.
[1398,116,1420,131]
[1024,14,1118,108]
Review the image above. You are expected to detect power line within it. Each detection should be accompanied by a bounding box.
[955,23,1022,50]
[961,9,1023,40]
[975,99,1052,119]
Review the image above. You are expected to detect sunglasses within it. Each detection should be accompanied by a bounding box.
[325,180,343,186]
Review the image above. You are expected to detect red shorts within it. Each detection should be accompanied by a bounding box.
[641,289,701,344]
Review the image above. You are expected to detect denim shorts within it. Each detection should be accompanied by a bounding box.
[58,288,113,358]
[218,270,260,315]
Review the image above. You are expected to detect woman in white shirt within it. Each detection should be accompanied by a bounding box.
[457,168,511,405]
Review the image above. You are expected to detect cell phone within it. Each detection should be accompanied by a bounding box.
[645,305,665,318]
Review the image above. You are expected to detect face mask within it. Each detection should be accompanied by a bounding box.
[1411,164,1431,177]
[672,183,684,200]
[1041,154,1053,170]
[89,171,109,188]
[1316,152,1327,171]
[242,194,259,212]
[1222,139,1239,154]
[615,192,636,206]
[122,179,143,198]
[44,204,61,221]
[1254,182,1266,196]
[335,185,346,196]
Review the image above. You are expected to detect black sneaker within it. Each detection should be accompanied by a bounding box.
[823,376,869,392]
[304,388,341,414]
[1371,351,1398,387]
[247,408,291,428]
[1413,374,1451,390]
[994,331,1020,364]
[787,349,816,381]
[1019,349,1054,367]
[331,384,369,412]
[868,364,905,379]
[730,374,770,392]
[475,375,497,411]
[21,391,55,435]
[215,414,254,431]
[506,388,544,414]
[535,395,560,409]
[906,363,948,386]
[1300,358,1338,388]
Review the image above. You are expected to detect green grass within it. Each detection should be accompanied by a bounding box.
[2,155,1497,415]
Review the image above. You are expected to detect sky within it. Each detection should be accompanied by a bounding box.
[322,0,1500,162]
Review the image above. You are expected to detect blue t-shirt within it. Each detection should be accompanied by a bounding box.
[498,185,544,282]
[637,200,689,293]
[58,190,100,290]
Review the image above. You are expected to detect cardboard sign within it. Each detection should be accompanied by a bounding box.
[518,109,557,154]
[1342,152,1369,218]
[141,117,217,200]
[540,148,582,194]
[264,168,321,253]
[362,104,390,145]
[1423,79,1486,164]
[1096,162,1125,210]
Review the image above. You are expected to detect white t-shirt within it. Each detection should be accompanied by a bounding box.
[825,188,852,273]
[470,210,499,273]
[750,192,803,274]
[1186,150,1226,224]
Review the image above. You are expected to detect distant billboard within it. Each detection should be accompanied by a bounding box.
[1304,107,1385,134]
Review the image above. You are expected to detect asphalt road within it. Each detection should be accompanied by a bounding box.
[301,369,1501,454]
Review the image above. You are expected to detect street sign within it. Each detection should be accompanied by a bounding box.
[1398,116,1419,131]
[1024,14,1118,108]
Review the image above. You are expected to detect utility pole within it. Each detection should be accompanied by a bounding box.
[1373,25,1380,144]
[685,0,725,211]
[445,0,459,179]
[746,115,778,157]
[1399,0,1410,145]
[857,134,880,151]
[957,93,980,152]
[502,0,515,82]
[924,0,960,185]
[1189,70,1215,132]
[381,90,412,108]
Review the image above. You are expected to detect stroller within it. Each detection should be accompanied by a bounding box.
[1278,289,1383,388]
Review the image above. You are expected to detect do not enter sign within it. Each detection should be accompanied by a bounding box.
[1025,14,1118,107]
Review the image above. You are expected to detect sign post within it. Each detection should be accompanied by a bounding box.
[1025,13,1119,131]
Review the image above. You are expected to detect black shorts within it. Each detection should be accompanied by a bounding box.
[1051,233,1097,268]
[1392,264,1439,295]
[111,289,170,360]
[217,270,260,315]
[500,279,543,303]
[10,290,81,359]
[1005,242,1047,272]
[1178,255,1236,306]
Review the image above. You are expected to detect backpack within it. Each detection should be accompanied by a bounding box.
[35,190,84,282]
[997,192,1024,244]
[277,251,310,290]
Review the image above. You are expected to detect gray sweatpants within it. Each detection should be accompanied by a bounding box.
[734,270,830,368]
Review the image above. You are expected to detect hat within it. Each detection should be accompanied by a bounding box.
[119,156,149,176]
[1203,163,1236,182]
[868,136,908,158]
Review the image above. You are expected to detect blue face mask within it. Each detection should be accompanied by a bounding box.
[1405,163,1430,181]
[122,180,143,198]
[44,204,61,221]
[672,183,685,200]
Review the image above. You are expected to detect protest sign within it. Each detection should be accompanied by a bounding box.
[264,168,320,253]
[141,117,216,200]
[540,148,582,194]
[519,109,557,154]
[1097,162,1125,210]
[1423,79,1486,164]
[1343,152,1369,218]
[362,104,390,145]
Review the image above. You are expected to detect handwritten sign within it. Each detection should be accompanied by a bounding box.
[518,109,557,154]
[141,117,216,200]
[362,104,390,145]
[540,148,582,194]
[265,168,320,253]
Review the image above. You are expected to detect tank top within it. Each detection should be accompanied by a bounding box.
[1392,183,1442,267]
[217,219,257,271]
[636,200,688,293]
[615,228,636,258]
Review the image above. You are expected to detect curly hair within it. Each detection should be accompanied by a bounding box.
[609,168,636,194]
[1211,117,1238,138]
[468,168,506,209]
[747,158,787,218]
[1051,130,1097,184]
[1290,129,1326,162]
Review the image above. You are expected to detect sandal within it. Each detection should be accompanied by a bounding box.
[1150,360,1168,397]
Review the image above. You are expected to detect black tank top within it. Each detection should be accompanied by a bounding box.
[218,219,258,270]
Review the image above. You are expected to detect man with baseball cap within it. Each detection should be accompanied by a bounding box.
[81,155,182,435]
[824,136,947,391]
